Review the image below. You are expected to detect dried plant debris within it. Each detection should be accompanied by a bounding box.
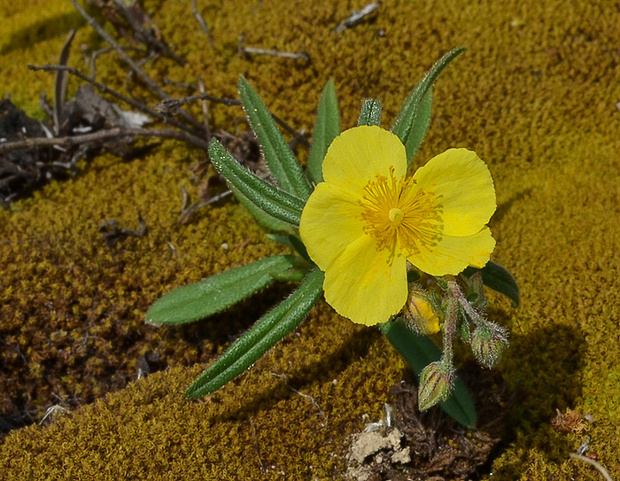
[0,86,154,206]
[86,0,186,65]
[551,407,591,434]
[346,365,511,481]
[177,129,268,224]
[99,214,147,248]
[0,100,49,206]
[335,2,382,34]
[2,0,307,209]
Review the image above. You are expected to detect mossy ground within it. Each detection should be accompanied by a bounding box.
[1,0,619,479]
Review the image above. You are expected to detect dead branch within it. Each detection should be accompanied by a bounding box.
[569,453,613,481]
[110,0,186,66]
[238,33,309,62]
[191,0,215,47]
[69,0,203,133]
[0,127,210,154]
[28,64,196,136]
[334,1,382,34]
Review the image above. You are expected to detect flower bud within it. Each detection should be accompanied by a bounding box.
[403,289,441,335]
[470,322,509,369]
[418,360,455,411]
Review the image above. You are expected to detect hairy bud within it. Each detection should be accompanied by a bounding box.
[418,360,455,411]
[471,322,509,369]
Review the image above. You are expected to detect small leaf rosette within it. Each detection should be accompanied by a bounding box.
[299,126,496,326]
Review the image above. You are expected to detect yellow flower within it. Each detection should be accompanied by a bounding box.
[299,126,496,326]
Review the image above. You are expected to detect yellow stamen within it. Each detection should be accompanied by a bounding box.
[359,167,443,259]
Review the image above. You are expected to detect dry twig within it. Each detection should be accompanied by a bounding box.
[569,453,613,481]
[334,1,382,34]
[0,126,210,155]
[238,33,309,62]
[191,0,215,47]
[69,0,203,132]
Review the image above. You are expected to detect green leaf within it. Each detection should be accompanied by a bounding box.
[307,79,340,185]
[209,139,305,227]
[358,98,382,126]
[238,77,312,200]
[391,47,466,165]
[185,268,325,398]
[379,318,477,428]
[464,261,520,307]
[231,185,292,234]
[402,86,432,163]
[146,255,301,325]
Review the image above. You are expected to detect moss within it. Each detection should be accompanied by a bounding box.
[1,0,620,478]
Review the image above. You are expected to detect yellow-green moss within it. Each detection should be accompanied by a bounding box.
[1,0,620,478]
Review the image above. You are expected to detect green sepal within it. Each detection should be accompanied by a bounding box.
[358,98,382,126]
[209,139,304,227]
[463,261,520,307]
[307,79,340,185]
[434,276,449,290]
[185,268,325,398]
[146,255,302,325]
[391,47,466,165]
[238,77,312,200]
[379,317,477,429]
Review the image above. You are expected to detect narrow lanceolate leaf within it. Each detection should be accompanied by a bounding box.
[209,139,305,227]
[464,261,520,307]
[146,255,301,325]
[231,185,292,234]
[391,47,466,165]
[402,86,432,163]
[379,318,477,429]
[238,77,312,200]
[358,98,382,127]
[307,79,340,185]
[185,268,325,398]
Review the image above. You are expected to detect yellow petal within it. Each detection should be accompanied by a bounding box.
[322,126,407,196]
[299,182,364,270]
[413,148,496,236]
[323,235,408,326]
[408,227,496,276]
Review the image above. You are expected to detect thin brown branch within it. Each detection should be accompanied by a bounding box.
[69,0,163,97]
[28,64,197,135]
[197,77,211,143]
[111,0,186,65]
[192,0,215,47]
[68,0,203,132]
[0,127,210,155]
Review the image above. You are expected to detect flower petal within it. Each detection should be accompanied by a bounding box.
[323,235,408,326]
[299,182,364,270]
[322,126,407,196]
[408,226,495,276]
[413,148,496,236]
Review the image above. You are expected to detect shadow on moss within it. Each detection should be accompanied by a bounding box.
[507,323,586,431]
[1,11,84,55]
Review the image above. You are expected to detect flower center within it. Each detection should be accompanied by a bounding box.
[359,167,443,259]
[389,208,404,225]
